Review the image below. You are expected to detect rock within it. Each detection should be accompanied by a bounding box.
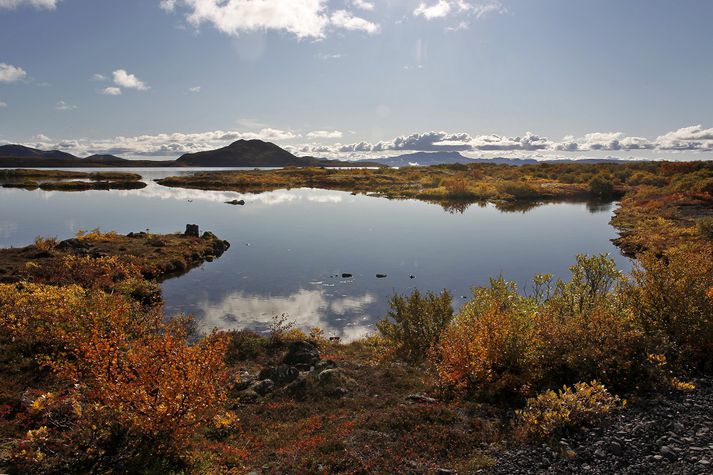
[282,374,311,401]
[437,469,455,474]
[409,275,415,279]
[660,446,677,462]
[376,273,387,278]
[56,238,89,251]
[148,237,165,247]
[405,393,437,404]
[341,273,353,278]
[609,440,623,456]
[184,224,200,237]
[315,360,338,373]
[258,364,299,386]
[250,379,275,396]
[317,369,355,396]
[225,199,245,206]
[283,341,320,370]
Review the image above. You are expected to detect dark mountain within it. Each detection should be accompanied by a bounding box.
[84,154,132,164]
[175,139,307,167]
[0,144,77,160]
[173,139,375,167]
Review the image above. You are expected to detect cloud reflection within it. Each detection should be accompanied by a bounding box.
[188,288,376,341]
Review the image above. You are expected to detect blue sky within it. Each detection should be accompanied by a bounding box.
[0,0,712,160]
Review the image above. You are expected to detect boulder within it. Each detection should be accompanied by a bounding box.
[250,379,275,396]
[283,341,320,370]
[258,364,299,386]
[184,224,200,237]
[56,238,89,251]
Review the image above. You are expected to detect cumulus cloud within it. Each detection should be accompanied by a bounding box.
[655,125,713,151]
[330,10,379,34]
[0,0,58,10]
[55,100,77,111]
[21,128,300,158]
[101,87,122,96]
[189,86,201,92]
[306,130,343,139]
[159,0,176,11]
[0,63,27,83]
[112,69,148,91]
[14,125,713,161]
[350,0,374,11]
[299,125,713,157]
[414,1,506,25]
[414,0,452,19]
[163,0,379,38]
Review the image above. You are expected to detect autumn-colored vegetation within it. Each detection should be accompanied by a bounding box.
[2,160,713,472]
[0,169,146,191]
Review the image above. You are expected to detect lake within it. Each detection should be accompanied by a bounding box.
[0,168,631,340]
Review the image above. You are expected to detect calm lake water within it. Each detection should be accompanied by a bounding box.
[0,168,631,340]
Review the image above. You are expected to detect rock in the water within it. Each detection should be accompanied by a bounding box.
[341,273,353,278]
[184,224,200,237]
[376,273,387,278]
[225,199,245,206]
[259,364,299,386]
[283,341,320,370]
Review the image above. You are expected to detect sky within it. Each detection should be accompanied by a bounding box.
[0,0,712,161]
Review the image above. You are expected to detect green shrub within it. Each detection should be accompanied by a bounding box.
[589,175,615,197]
[376,289,453,362]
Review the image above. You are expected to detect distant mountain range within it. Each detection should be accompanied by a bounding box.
[0,141,632,168]
[362,151,632,167]
[0,141,375,168]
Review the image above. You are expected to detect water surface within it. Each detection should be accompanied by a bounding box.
[0,168,631,339]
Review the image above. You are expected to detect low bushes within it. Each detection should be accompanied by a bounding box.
[376,245,713,402]
[376,289,453,362]
[516,381,625,439]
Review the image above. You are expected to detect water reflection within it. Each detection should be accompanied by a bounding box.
[187,289,376,341]
[0,168,631,340]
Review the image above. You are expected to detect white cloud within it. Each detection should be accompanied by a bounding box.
[414,0,451,19]
[189,86,201,92]
[112,69,148,91]
[0,0,58,10]
[15,125,713,161]
[307,130,343,139]
[350,0,374,11]
[316,52,342,60]
[20,128,300,158]
[0,101,7,108]
[0,63,27,83]
[414,1,506,25]
[159,0,176,11]
[164,0,380,38]
[101,87,122,96]
[90,73,107,81]
[330,10,379,34]
[655,125,713,151]
[55,100,77,111]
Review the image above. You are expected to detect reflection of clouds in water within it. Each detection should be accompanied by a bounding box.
[193,288,376,341]
[110,181,345,206]
[0,221,18,240]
